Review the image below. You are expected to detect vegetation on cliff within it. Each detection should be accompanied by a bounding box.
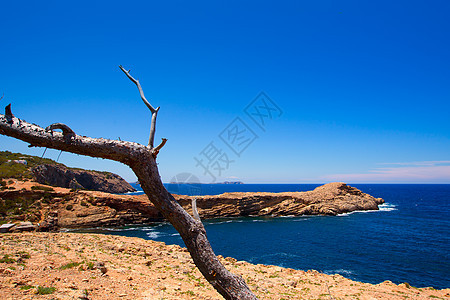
[0,151,135,194]
[0,151,56,180]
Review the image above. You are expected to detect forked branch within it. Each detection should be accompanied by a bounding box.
[119,65,160,148]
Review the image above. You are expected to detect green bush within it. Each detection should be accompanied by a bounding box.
[59,261,82,270]
[37,286,56,295]
[0,255,16,263]
[17,251,31,259]
[0,195,36,217]
[0,151,59,179]
[20,285,34,290]
[31,185,54,192]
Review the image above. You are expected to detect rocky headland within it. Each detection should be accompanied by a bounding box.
[0,232,448,299]
[1,180,383,230]
[32,164,135,194]
[0,151,135,194]
[176,182,384,218]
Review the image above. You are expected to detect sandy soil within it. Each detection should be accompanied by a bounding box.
[0,232,448,300]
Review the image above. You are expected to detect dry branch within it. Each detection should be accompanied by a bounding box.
[152,138,167,157]
[119,65,160,148]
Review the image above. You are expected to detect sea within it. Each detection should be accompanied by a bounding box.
[79,183,450,289]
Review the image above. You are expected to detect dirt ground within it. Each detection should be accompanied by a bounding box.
[0,232,448,300]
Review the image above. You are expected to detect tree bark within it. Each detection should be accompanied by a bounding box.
[0,108,258,299]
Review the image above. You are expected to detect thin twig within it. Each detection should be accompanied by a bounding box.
[119,65,160,148]
[118,65,157,113]
[152,138,167,157]
[325,282,334,300]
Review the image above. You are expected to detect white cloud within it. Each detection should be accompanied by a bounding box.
[322,161,450,183]
[377,161,450,167]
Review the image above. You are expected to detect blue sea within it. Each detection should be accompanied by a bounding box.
[84,184,450,289]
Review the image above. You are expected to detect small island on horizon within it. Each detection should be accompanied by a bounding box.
[166,180,244,185]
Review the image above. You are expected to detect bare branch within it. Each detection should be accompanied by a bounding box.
[148,106,160,148]
[119,65,160,148]
[192,197,201,221]
[0,114,141,166]
[118,65,156,113]
[0,94,4,101]
[152,138,167,157]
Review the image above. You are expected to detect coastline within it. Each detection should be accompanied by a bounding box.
[1,232,448,300]
[0,180,384,229]
[2,180,449,291]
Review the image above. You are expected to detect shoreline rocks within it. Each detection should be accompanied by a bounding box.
[1,180,383,230]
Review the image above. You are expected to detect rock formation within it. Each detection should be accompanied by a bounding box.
[177,182,384,218]
[1,181,384,230]
[32,164,135,194]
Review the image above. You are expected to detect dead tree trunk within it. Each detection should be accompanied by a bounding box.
[0,67,258,300]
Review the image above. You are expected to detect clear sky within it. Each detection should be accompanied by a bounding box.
[1,1,449,184]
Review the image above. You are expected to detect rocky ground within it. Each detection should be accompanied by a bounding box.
[0,232,448,300]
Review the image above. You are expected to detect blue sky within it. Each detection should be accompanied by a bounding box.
[1,0,449,183]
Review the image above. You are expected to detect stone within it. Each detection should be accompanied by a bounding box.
[94,262,107,274]
[0,224,16,233]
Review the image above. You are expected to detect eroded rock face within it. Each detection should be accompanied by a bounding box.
[57,182,383,228]
[176,182,385,218]
[56,191,162,228]
[1,181,384,229]
[31,164,135,194]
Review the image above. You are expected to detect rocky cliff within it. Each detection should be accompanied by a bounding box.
[1,180,383,230]
[32,164,135,194]
[176,182,384,218]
